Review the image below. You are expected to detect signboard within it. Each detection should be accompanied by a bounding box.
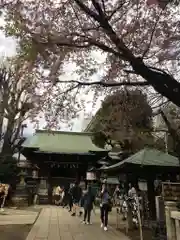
[49,162,80,168]
[162,182,180,201]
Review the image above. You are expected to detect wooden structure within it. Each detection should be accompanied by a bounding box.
[162,182,180,201]
[165,201,180,240]
[102,148,180,219]
[20,130,108,203]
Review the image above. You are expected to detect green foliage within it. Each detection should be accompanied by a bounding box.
[3,12,38,62]
[91,89,154,152]
[161,103,180,156]
[92,132,109,149]
[0,155,18,183]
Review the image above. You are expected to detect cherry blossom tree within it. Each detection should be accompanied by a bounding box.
[1,0,180,108]
[0,57,42,154]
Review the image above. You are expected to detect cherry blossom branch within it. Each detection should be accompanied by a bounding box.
[142,9,164,58]
[58,80,149,87]
[107,1,128,20]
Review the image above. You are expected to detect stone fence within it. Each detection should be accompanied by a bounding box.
[165,201,180,240]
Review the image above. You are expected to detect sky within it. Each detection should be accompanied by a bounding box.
[0,26,163,136]
[0,21,101,135]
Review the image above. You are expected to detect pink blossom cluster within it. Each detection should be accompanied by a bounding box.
[147,0,159,5]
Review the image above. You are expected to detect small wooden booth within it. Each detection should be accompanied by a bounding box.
[102,148,180,220]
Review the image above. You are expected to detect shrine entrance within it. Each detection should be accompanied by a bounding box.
[20,130,108,205]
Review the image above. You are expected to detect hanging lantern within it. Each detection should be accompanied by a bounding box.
[32,169,38,179]
[138,179,147,191]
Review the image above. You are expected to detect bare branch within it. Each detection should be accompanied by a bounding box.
[55,38,121,57]
[74,0,100,22]
[101,0,106,13]
[152,100,169,110]
[142,9,164,58]
[88,39,122,57]
[107,1,128,20]
[91,0,105,17]
[58,79,149,87]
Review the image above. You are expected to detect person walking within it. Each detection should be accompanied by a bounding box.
[60,186,66,207]
[0,184,5,210]
[54,185,61,205]
[71,181,82,216]
[100,183,111,231]
[128,183,137,199]
[82,185,95,224]
[113,184,120,206]
[68,184,74,212]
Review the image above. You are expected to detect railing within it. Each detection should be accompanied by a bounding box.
[165,202,180,240]
[170,211,180,240]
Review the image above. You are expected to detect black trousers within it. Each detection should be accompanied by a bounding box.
[69,197,73,211]
[100,204,109,227]
[84,208,91,222]
[0,197,3,207]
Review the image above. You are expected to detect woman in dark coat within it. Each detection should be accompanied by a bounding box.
[100,183,111,231]
[82,185,95,224]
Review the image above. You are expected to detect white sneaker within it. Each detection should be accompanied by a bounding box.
[101,223,103,228]
[104,226,108,231]
[86,222,92,225]
[82,221,86,224]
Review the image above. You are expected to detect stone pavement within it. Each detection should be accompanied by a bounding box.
[26,206,130,240]
[0,208,39,225]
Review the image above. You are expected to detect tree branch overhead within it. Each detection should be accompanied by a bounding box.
[2,0,180,108]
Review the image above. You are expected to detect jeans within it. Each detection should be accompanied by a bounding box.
[100,204,109,227]
[84,208,91,222]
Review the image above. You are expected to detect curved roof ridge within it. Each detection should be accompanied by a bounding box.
[35,129,93,136]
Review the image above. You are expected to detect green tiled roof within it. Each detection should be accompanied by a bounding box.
[22,130,107,154]
[105,148,179,170]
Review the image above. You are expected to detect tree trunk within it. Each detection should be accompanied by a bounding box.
[0,100,5,143]
[147,176,156,220]
[130,59,180,107]
[1,116,15,155]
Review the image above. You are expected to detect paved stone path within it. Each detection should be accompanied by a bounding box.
[26,206,130,240]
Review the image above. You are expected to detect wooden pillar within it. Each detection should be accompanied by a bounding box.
[47,172,52,204]
[126,200,134,230]
[147,175,156,220]
[126,173,134,230]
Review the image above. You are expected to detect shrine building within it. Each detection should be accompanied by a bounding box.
[20,130,108,190]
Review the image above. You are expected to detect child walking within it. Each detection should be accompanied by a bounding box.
[82,185,95,224]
